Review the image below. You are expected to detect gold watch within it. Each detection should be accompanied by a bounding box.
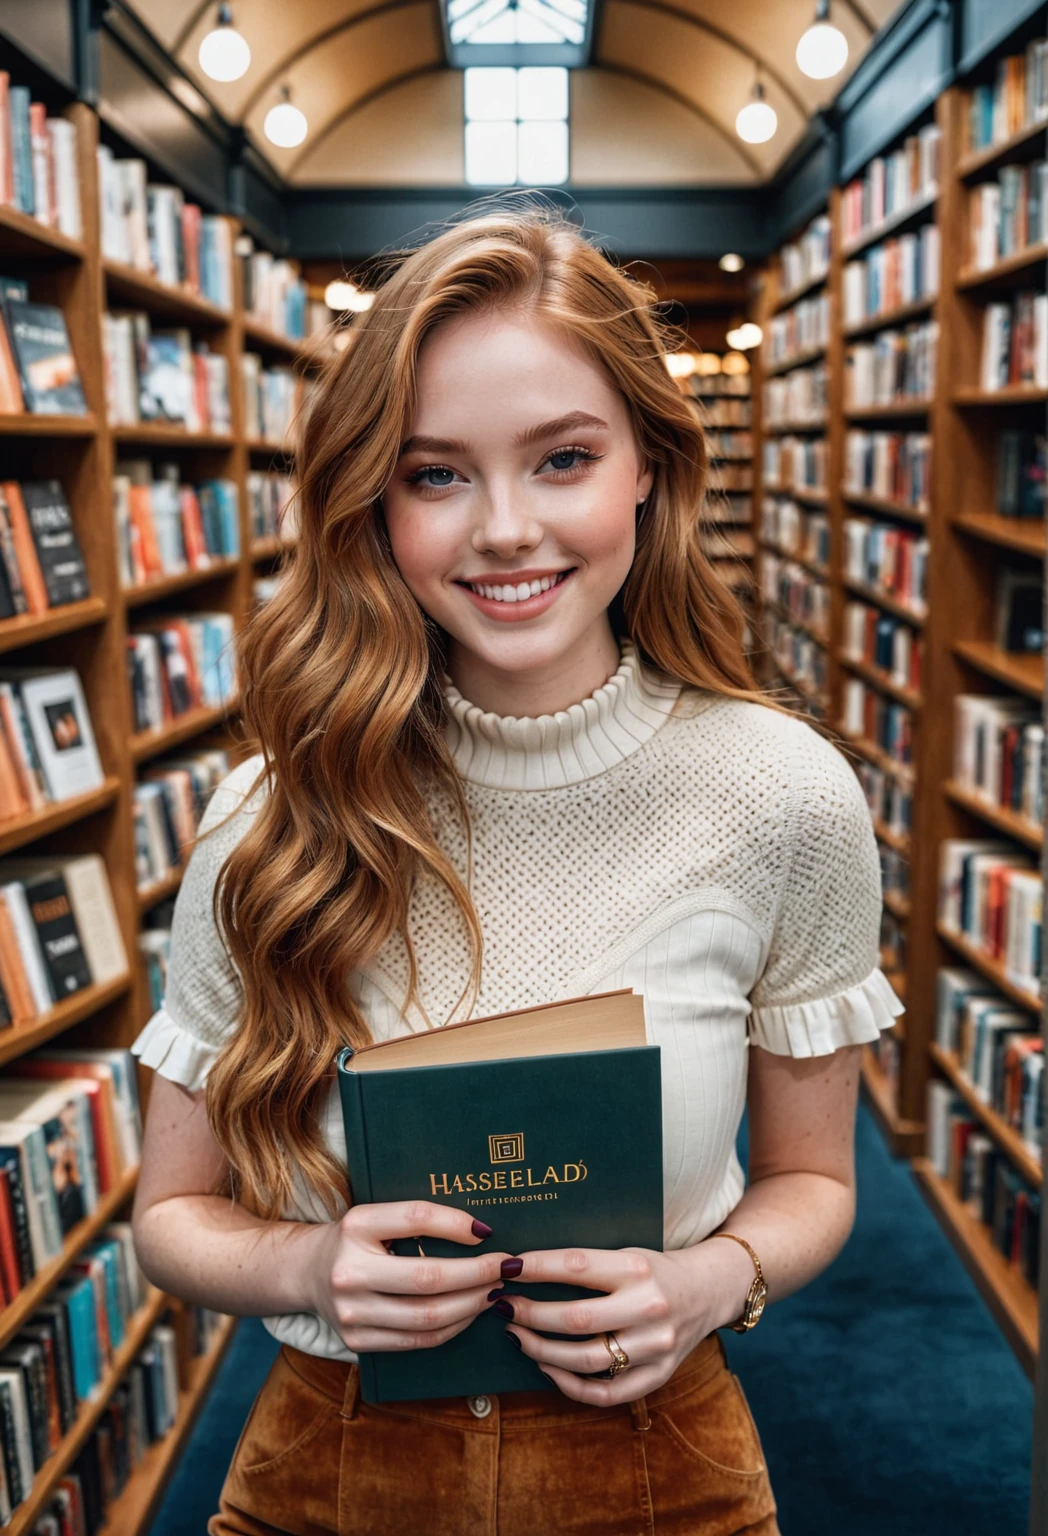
[707,1232,768,1332]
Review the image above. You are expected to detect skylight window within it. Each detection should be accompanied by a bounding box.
[442,0,595,69]
[464,66,569,186]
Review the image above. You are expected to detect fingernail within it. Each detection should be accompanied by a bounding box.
[486,1287,504,1302]
[504,1329,523,1350]
[472,1219,493,1238]
[500,1257,523,1278]
[493,1298,514,1320]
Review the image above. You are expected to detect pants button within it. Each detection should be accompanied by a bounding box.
[467,1395,492,1418]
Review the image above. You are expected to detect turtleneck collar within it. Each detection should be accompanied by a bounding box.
[442,639,683,790]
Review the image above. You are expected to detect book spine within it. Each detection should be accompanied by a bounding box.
[0,1152,33,1286]
[338,1063,378,1405]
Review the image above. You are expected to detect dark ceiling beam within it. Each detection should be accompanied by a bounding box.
[286,62,444,175]
[596,60,762,176]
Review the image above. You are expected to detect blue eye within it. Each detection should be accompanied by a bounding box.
[548,450,580,471]
[409,465,456,487]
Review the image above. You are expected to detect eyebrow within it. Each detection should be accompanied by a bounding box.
[399,411,610,459]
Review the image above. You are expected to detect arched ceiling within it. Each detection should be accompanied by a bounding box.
[126,0,906,186]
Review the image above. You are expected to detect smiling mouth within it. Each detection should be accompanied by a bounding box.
[459,570,575,604]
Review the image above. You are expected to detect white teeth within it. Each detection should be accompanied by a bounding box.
[539,576,551,592]
[516,582,531,600]
[468,572,568,603]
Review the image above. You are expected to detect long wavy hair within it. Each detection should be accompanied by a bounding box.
[207,206,781,1219]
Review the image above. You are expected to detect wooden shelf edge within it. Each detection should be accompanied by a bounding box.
[956,242,1048,291]
[137,867,184,915]
[838,651,922,710]
[0,415,96,439]
[840,188,939,259]
[873,815,910,855]
[952,511,1045,558]
[0,975,133,1070]
[0,206,85,260]
[130,702,239,765]
[766,344,827,377]
[772,269,829,313]
[943,780,1043,852]
[935,923,1041,1016]
[952,639,1043,700]
[842,294,936,339]
[0,598,109,656]
[0,778,121,856]
[953,386,1048,408]
[843,400,933,421]
[861,1051,924,1156]
[841,490,928,525]
[123,560,241,608]
[928,1044,1042,1189]
[840,576,926,628]
[103,259,232,325]
[911,1159,1037,1380]
[837,727,914,783]
[958,118,1048,181]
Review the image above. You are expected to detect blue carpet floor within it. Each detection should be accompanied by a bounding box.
[150,1101,1034,1534]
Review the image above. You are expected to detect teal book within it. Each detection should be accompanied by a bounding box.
[337,990,663,1404]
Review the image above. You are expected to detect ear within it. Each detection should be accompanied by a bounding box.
[636,461,655,505]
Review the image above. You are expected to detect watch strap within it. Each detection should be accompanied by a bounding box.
[707,1231,766,1331]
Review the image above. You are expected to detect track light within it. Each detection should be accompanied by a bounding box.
[796,0,849,81]
[198,3,251,83]
[264,87,308,149]
[725,322,762,350]
[735,78,777,146]
[719,253,744,273]
[324,279,375,313]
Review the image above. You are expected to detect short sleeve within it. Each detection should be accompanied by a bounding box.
[747,727,904,1058]
[130,754,268,1091]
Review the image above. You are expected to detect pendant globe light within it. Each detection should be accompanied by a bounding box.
[735,75,777,146]
[796,0,849,81]
[264,87,308,149]
[198,3,251,83]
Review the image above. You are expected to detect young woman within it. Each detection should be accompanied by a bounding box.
[130,209,903,1536]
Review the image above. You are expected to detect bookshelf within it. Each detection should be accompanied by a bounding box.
[0,77,315,1526]
[753,35,1046,1380]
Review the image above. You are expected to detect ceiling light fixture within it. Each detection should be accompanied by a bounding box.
[324,279,375,314]
[796,0,849,80]
[725,322,762,350]
[719,253,744,273]
[264,87,308,149]
[665,351,697,378]
[735,76,777,145]
[198,3,251,83]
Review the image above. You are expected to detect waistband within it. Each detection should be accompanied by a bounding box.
[280,1329,728,1430]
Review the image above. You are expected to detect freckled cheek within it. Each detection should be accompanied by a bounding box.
[557,494,637,574]
[385,506,462,595]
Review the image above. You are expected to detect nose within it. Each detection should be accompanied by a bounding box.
[470,486,543,560]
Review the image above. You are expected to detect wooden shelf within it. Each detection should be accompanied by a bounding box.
[841,576,926,627]
[943,779,1042,852]
[952,510,1045,557]
[104,259,232,326]
[243,317,309,359]
[0,598,108,655]
[112,424,235,448]
[928,1044,1042,1189]
[838,651,921,709]
[953,386,1048,407]
[95,1316,236,1536]
[953,639,1042,699]
[0,206,85,262]
[764,418,828,434]
[137,866,184,914]
[765,598,828,645]
[912,1159,1037,1380]
[841,490,928,525]
[873,816,910,855]
[861,1049,924,1156]
[3,1288,170,1536]
[936,923,1041,1016]
[246,438,293,455]
[772,269,829,312]
[0,414,96,437]
[130,701,239,764]
[766,344,827,376]
[843,400,932,421]
[958,118,1048,180]
[771,661,824,705]
[250,535,290,561]
[0,778,121,856]
[882,888,911,921]
[123,559,242,608]
[759,538,828,580]
[842,295,937,339]
[841,188,939,258]
[837,726,914,782]
[956,242,1048,291]
[0,974,133,1069]
[0,1166,139,1353]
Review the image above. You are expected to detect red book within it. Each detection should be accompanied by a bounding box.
[180,488,208,568]
[0,1165,21,1299]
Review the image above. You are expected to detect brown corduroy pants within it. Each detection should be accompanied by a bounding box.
[208,1330,780,1536]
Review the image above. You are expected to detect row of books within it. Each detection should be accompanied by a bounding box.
[843,601,922,692]
[843,430,931,512]
[980,290,1048,391]
[968,160,1048,270]
[759,498,828,569]
[705,493,752,527]
[25,1306,224,1536]
[127,613,237,735]
[768,618,826,701]
[0,76,81,241]
[0,482,89,620]
[705,431,751,459]
[686,374,749,399]
[995,429,1045,520]
[841,679,913,768]
[879,912,907,985]
[104,313,231,434]
[134,750,230,894]
[0,666,107,824]
[762,436,826,495]
[140,904,173,1013]
[839,123,942,245]
[843,518,929,615]
[240,245,308,339]
[247,471,296,545]
[762,364,827,427]
[0,855,128,1027]
[939,840,1042,996]
[842,224,940,325]
[954,694,1044,830]
[700,527,754,563]
[766,294,829,368]
[97,148,232,309]
[707,464,752,494]
[778,214,830,298]
[856,758,911,840]
[241,355,300,444]
[845,321,938,408]
[114,464,240,589]
[879,843,909,903]
[994,567,1042,655]
[694,397,750,428]
[927,1082,1040,1289]
[936,969,1043,1159]
[759,554,829,638]
[0,279,86,417]
[967,37,1048,153]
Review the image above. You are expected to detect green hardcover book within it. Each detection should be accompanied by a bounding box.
[336,989,663,1404]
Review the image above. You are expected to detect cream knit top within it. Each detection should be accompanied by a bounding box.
[132,640,904,1360]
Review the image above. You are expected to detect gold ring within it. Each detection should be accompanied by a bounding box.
[601,1331,630,1375]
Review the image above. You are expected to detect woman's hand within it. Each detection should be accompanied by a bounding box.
[495,1240,752,1404]
[306,1199,515,1353]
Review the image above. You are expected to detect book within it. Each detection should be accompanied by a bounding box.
[3,300,86,415]
[337,989,663,1402]
[0,669,103,801]
[19,482,89,606]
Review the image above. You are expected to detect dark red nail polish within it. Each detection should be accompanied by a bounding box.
[493,1298,514,1320]
[486,1288,504,1302]
[500,1257,523,1278]
[472,1219,493,1238]
[504,1329,523,1350]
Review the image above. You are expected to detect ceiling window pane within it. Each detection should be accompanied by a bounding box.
[517,66,568,120]
[517,119,568,184]
[464,67,518,120]
[465,120,518,184]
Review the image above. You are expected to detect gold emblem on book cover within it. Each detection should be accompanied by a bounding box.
[489,1133,525,1164]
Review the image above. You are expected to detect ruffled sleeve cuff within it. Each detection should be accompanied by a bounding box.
[130,1006,223,1092]
[747,967,905,1058]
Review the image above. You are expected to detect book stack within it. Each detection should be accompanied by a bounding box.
[843,225,940,324]
[769,619,826,702]
[763,435,827,495]
[843,430,932,510]
[133,749,230,895]
[760,497,829,568]
[855,756,912,840]
[936,969,1043,1159]
[695,394,750,430]
[241,354,300,444]
[843,601,923,691]
[0,481,90,616]
[103,312,231,433]
[939,840,1042,996]
[113,462,240,588]
[980,291,1048,390]
[763,363,828,427]
[705,430,752,459]
[0,666,105,823]
[96,148,232,308]
[845,321,939,407]
[127,613,237,734]
[246,471,296,545]
[954,694,1044,830]
[0,76,82,240]
[239,243,307,338]
[967,36,1048,152]
[778,213,831,296]
[995,429,1046,519]
[767,293,830,366]
[759,551,829,637]
[841,678,913,768]
[0,278,86,417]
[840,123,942,243]
[969,161,1048,270]
[705,461,752,494]
[843,518,929,614]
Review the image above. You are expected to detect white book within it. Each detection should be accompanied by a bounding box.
[0,670,103,802]
[925,1080,956,1177]
[152,1323,180,1427]
[0,1368,35,1498]
[0,883,53,1013]
[47,118,81,241]
[0,1120,53,1271]
[56,855,128,985]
